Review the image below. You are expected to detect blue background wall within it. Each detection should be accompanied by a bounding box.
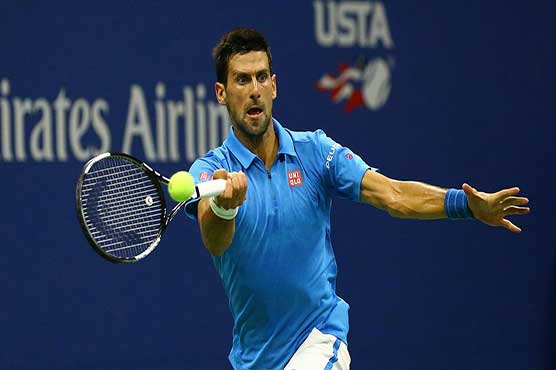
[1,1,554,369]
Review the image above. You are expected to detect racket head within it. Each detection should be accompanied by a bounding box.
[75,153,167,263]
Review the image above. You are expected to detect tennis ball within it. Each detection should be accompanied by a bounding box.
[168,171,195,202]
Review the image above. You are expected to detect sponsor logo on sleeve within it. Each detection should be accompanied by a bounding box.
[199,172,210,181]
[325,143,341,169]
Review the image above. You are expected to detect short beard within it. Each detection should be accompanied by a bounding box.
[229,109,272,140]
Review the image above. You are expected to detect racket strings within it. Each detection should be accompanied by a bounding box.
[81,177,155,199]
[80,156,164,259]
[84,202,162,226]
[82,187,162,216]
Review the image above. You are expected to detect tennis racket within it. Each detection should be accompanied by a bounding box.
[75,152,225,263]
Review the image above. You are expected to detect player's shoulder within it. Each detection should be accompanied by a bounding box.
[204,144,229,161]
[192,144,230,169]
[285,127,331,146]
[285,128,336,157]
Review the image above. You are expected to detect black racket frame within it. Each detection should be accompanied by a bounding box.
[75,152,189,263]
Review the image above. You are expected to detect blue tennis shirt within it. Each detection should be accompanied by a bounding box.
[186,118,373,370]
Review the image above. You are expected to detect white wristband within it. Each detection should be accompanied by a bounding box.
[209,197,238,220]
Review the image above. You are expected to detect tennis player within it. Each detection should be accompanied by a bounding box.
[185,28,530,370]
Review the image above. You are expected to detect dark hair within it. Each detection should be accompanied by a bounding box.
[212,28,272,84]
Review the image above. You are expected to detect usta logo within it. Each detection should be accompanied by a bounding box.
[313,1,394,48]
[317,58,391,112]
[313,1,395,113]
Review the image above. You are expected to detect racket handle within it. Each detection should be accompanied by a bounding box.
[195,179,227,199]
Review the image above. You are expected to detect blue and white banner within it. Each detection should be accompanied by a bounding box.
[1,1,553,369]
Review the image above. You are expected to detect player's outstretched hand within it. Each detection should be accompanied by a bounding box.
[462,183,530,233]
[212,169,248,210]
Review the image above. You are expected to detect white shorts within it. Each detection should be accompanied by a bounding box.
[284,328,351,370]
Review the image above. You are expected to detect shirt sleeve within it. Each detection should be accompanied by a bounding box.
[184,152,225,219]
[316,130,378,202]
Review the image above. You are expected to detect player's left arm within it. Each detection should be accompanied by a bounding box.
[360,170,530,233]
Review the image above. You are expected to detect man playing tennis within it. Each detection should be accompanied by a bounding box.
[185,28,530,370]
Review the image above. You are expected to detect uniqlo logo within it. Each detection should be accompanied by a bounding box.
[199,172,210,181]
[288,170,303,187]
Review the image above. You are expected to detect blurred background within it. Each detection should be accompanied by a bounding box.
[0,1,554,369]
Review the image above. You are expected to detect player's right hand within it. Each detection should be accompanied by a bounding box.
[212,169,247,210]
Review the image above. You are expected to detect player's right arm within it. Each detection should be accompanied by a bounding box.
[197,169,247,256]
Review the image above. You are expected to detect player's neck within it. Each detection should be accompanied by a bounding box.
[258,130,279,171]
[236,121,278,170]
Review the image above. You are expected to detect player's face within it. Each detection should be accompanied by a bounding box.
[215,51,277,139]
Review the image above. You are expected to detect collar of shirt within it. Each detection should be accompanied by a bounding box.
[223,118,298,169]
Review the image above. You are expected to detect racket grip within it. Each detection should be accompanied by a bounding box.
[195,179,227,199]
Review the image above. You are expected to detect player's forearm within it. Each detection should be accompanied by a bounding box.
[385,180,447,219]
[198,198,235,256]
[360,170,447,219]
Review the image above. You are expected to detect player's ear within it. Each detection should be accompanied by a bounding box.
[215,82,226,105]
[271,74,277,100]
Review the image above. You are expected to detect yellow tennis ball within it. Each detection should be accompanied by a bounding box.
[168,171,195,202]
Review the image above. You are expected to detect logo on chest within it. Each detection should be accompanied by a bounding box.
[287,170,303,187]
